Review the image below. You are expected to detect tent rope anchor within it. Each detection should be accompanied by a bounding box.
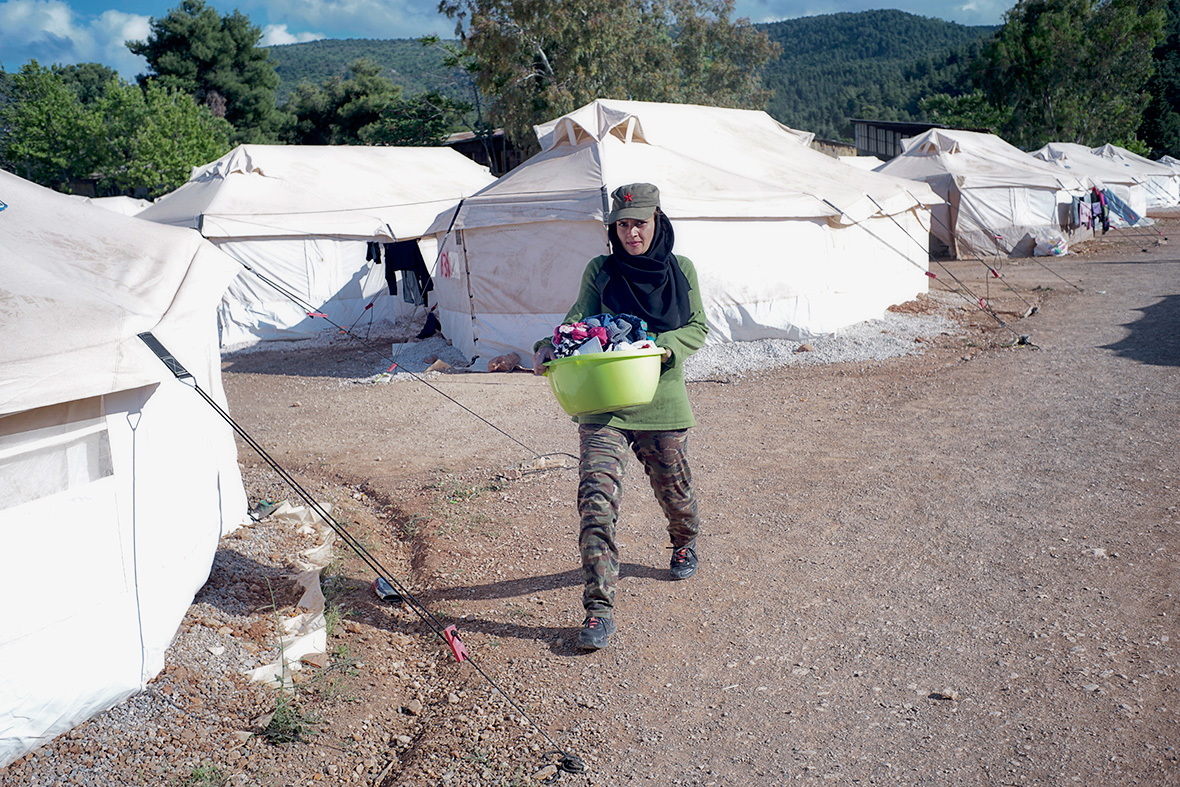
[138,331,588,782]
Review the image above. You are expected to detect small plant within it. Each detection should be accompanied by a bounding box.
[432,473,506,503]
[322,602,343,637]
[173,761,225,787]
[259,577,317,745]
[309,643,361,702]
[400,513,425,539]
[262,690,312,744]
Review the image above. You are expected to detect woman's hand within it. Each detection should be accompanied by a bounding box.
[533,345,556,375]
[661,347,672,362]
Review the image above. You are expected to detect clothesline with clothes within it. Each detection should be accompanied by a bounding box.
[366,240,434,306]
[1071,186,1154,233]
[551,312,656,358]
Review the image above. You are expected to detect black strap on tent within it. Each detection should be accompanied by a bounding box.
[137,332,588,782]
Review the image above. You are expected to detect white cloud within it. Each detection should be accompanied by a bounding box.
[90,10,152,77]
[243,0,453,39]
[731,0,1012,27]
[261,23,325,46]
[0,0,149,79]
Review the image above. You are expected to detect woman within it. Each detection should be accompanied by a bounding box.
[532,183,708,650]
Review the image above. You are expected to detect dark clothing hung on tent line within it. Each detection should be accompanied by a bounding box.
[366,240,434,305]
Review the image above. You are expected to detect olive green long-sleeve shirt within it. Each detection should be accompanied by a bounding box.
[535,254,708,429]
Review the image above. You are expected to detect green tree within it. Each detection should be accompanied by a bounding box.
[0,61,103,190]
[917,90,1012,134]
[53,62,121,105]
[980,0,1166,148]
[283,58,402,144]
[437,0,779,152]
[363,91,469,146]
[1141,0,1180,156]
[419,35,501,165]
[94,80,232,197]
[127,0,284,143]
[0,61,230,196]
[283,58,467,146]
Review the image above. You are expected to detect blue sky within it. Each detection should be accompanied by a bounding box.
[0,0,1015,80]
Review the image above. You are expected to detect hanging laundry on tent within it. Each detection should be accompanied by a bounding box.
[1102,188,1146,228]
[383,241,433,304]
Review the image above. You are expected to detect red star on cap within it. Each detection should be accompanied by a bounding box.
[623,192,633,202]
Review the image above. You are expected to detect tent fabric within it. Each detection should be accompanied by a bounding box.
[1089,143,1180,208]
[137,145,496,348]
[876,128,1090,258]
[426,99,939,365]
[67,194,153,216]
[0,170,247,768]
[1032,142,1152,227]
[839,154,886,170]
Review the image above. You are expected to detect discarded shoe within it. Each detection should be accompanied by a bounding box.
[576,616,616,650]
[669,545,698,580]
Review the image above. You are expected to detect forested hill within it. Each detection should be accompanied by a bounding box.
[265,38,462,104]
[265,10,999,142]
[762,10,997,140]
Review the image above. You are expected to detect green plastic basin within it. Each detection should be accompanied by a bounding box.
[544,347,663,416]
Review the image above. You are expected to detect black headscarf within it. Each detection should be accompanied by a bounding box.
[599,210,692,333]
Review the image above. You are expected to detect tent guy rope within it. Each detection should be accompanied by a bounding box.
[825,196,1027,341]
[234,257,578,471]
[137,331,588,783]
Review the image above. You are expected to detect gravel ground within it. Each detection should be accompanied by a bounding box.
[683,307,959,380]
[3,219,1177,787]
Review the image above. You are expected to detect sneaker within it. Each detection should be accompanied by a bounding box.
[669,545,698,580]
[576,616,616,650]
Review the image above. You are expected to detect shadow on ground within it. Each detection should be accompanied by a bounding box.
[1102,291,1180,367]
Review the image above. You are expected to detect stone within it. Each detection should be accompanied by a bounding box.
[487,353,522,372]
[301,653,330,669]
[533,764,559,780]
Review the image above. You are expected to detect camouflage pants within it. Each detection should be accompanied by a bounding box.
[577,423,700,617]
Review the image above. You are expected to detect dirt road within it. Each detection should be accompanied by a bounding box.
[224,221,1179,785]
[4,221,1177,787]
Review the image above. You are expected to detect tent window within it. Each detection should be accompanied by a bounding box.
[0,398,113,511]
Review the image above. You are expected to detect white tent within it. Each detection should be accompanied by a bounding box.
[1089,143,1180,209]
[1032,142,1152,227]
[839,154,886,171]
[137,145,497,349]
[425,99,939,364]
[875,128,1090,259]
[67,194,153,215]
[0,171,247,768]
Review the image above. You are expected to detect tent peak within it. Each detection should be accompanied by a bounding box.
[535,101,649,151]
